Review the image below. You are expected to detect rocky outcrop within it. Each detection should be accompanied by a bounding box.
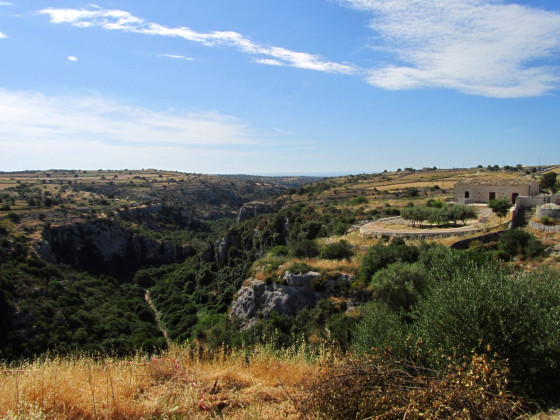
[216,231,242,264]
[116,204,204,231]
[117,204,162,220]
[230,271,353,328]
[236,201,277,223]
[38,219,195,278]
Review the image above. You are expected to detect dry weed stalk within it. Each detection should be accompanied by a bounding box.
[301,351,526,419]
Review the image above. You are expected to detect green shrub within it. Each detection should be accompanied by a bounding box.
[268,245,289,256]
[413,260,560,400]
[350,195,368,205]
[353,303,409,355]
[539,216,555,226]
[320,240,353,260]
[369,262,426,313]
[295,221,323,241]
[359,241,419,283]
[7,212,20,223]
[498,228,545,260]
[290,239,319,258]
[332,221,348,236]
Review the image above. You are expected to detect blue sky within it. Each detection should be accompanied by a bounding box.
[0,0,559,175]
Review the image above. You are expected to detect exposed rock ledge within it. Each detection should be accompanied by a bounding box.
[37,219,195,278]
[236,201,277,223]
[230,271,353,328]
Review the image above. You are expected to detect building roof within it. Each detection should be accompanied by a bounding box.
[455,177,538,186]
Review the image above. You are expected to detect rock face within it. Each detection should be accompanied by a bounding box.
[38,219,195,278]
[216,231,242,264]
[230,271,353,327]
[236,201,277,223]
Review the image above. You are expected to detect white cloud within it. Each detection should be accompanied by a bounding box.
[273,127,295,136]
[39,7,356,75]
[0,88,259,146]
[0,2,12,5]
[0,32,7,39]
[37,2,560,97]
[254,58,284,66]
[67,56,78,62]
[340,0,560,97]
[0,88,272,171]
[160,54,193,61]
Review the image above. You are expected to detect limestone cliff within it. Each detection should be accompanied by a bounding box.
[236,201,278,223]
[38,219,195,278]
[230,271,353,328]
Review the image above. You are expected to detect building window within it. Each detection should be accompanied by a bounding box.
[489,192,496,200]
[464,191,470,198]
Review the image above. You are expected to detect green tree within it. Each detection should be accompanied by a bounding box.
[488,198,510,225]
[540,172,558,194]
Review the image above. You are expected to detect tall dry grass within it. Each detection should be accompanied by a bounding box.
[2,341,555,419]
[0,343,326,420]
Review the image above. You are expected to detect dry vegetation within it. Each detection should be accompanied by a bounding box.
[2,343,548,420]
[0,343,324,420]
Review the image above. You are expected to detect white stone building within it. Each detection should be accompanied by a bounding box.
[454,178,539,204]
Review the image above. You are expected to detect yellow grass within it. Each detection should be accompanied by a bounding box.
[0,343,326,420]
[295,257,360,274]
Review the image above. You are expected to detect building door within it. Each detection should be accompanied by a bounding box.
[511,193,518,203]
[489,192,496,201]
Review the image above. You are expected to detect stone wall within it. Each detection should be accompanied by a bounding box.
[536,203,560,219]
[517,195,560,208]
[529,220,560,233]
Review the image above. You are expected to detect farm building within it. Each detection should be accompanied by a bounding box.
[454,178,539,204]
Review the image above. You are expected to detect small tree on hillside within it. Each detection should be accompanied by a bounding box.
[489,198,511,225]
[540,172,558,194]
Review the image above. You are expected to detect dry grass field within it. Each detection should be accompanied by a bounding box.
[3,344,556,420]
[0,343,326,420]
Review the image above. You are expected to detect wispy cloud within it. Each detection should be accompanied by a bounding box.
[273,127,296,136]
[37,2,560,98]
[0,2,9,40]
[0,88,271,171]
[0,88,258,146]
[38,7,356,75]
[340,0,560,97]
[160,54,193,61]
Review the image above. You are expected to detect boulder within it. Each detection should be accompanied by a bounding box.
[230,271,353,328]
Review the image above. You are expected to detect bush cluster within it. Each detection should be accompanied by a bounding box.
[355,246,560,401]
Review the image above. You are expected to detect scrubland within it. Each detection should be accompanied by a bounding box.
[0,342,545,420]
